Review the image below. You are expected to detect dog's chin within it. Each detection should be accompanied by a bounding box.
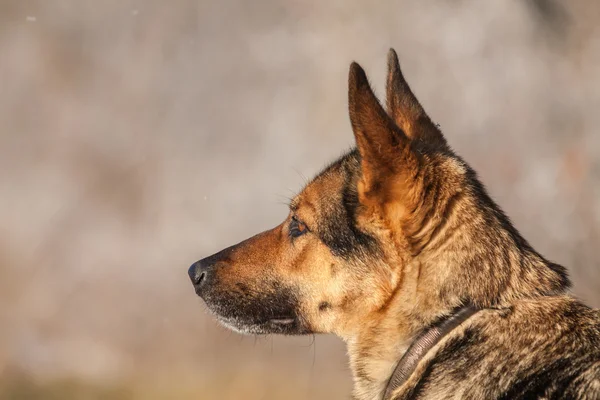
[215,314,310,335]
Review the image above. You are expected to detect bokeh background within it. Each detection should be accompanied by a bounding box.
[1,1,599,399]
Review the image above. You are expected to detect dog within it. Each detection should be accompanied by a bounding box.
[188,49,600,399]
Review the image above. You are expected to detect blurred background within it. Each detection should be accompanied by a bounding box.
[0,0,599,399]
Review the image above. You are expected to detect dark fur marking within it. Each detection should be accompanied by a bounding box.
[413,189,464,256]
[203,278,306,335]
[315,149,382,259]
[404,327,484,399]
[497,357,580,400]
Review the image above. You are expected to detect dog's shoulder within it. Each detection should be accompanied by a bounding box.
[393,296,600,400]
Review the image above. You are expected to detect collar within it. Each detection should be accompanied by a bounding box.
[383,305,480,400]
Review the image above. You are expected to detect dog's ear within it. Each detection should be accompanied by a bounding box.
[386,49,447,149]
[348,62,419,210]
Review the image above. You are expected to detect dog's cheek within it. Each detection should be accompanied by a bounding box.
[298,304,332,333]
[294,278,346,334]
[297,301,334,334]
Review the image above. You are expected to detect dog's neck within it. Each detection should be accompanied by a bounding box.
[343,268,442,399]
[345,249,565,400]
[346,302,478,400]
[346,328,410,400]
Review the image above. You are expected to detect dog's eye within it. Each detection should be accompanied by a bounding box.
[289,217,308,238]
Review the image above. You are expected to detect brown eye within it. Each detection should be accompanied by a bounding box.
[289,217,308,238]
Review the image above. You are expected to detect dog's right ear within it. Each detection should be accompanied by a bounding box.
[386,49,447,149]
[348,62,420,213]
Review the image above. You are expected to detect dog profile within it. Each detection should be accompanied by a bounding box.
[189,49,600,399]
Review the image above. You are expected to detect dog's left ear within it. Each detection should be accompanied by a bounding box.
[386,49,447,149]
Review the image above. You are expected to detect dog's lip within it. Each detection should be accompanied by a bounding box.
[268,317,295,325]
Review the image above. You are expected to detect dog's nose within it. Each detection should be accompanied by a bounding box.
[188,260,209,287]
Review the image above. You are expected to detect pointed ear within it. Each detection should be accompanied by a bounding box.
[348,62,418,203]
[386,49,447,148]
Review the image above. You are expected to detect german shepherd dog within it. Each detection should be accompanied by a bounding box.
[188,49,600,399]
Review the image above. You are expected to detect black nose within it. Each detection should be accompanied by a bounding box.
[188,261,209,287]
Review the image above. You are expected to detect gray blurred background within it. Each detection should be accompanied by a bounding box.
[0,1,599,399]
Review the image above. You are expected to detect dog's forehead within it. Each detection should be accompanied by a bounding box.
[291,162,347,215]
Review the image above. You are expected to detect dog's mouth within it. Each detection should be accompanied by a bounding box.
[197,283,309,335]
[269,317,295,325]
[212,313,307,336]
[258,315,307,334]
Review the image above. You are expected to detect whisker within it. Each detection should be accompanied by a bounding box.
[311,334,317,368]
[292,167,309,186]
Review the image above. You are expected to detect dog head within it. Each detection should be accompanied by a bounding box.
[188,50,569,339]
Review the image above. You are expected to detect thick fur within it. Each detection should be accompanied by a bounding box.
[189,49,600,399]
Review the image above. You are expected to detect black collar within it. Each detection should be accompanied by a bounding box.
[383,305,480,400]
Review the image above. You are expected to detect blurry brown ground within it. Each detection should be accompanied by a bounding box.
[0,1,599,399]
